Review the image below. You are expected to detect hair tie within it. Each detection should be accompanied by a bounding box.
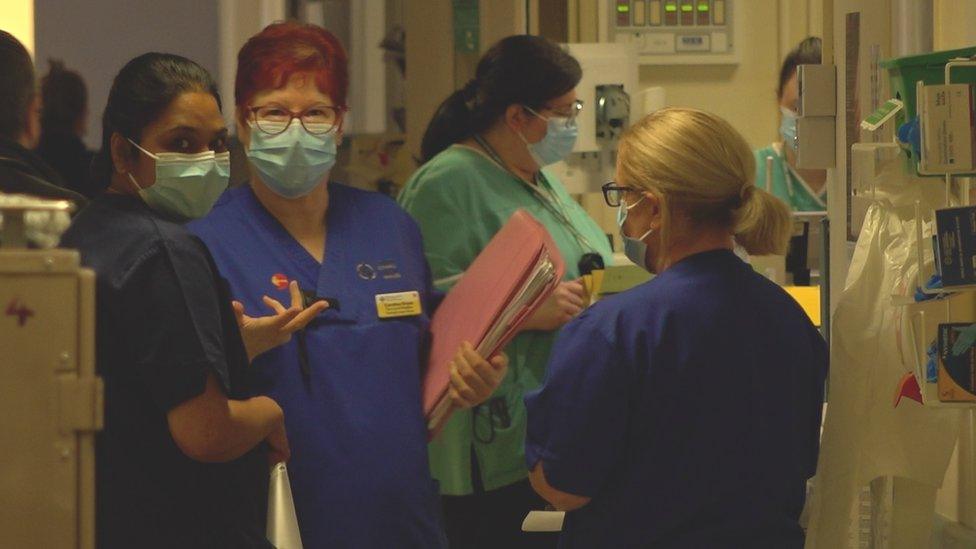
[730,185,753,209]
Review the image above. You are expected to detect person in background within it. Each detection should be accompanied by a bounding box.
[754,36,824,285]
[526,108,827,548]
[37,59,99,198]
[0,31,84,204]
[61,52,321,549]
[189,22,507,548]
[398,35,613,548]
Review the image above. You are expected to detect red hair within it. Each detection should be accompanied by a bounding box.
[235,21,349,112]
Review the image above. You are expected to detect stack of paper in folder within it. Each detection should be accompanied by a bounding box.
[423,209,565,436]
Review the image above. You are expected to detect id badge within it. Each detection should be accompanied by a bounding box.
[375,291,422,319]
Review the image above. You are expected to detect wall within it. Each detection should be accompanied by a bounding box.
[933,0,976,51]
[635,0,821,151]
[404,0,454,160]
[0,0,34,56]
[34,0,221,149]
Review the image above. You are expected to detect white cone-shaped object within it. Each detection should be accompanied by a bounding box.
[267,463,303,549]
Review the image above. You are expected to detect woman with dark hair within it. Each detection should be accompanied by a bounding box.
[188,22,507,548]
[755,36,825,211]
[61,52,321,548]
[36,59,98,197]
[398,35,613,547]
[754,36,824,284]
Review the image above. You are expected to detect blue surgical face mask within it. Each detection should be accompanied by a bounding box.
[518,107,578,167]
[616,195,655,271]
[779,106,798,151]
[246,120,337,198]
[127,139,229,220]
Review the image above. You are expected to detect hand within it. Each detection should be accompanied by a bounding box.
[266,419,291,465]
[234,280,329,362]
[521,279,586,332]
[448,342,509,409]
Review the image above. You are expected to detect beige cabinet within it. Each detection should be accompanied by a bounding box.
[0,249,101,549]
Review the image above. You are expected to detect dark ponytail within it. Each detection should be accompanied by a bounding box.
[420,35,582,163]
[91,52,220,184]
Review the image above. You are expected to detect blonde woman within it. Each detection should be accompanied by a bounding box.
[524,108,827,548]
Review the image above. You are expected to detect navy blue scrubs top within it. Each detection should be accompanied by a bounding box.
[61,194,270,549]
[525,249,827,549]
[189,183,447,548]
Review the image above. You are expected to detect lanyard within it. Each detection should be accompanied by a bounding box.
[471,135,597,254]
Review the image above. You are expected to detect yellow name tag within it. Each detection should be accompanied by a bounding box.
[375,291,422,319]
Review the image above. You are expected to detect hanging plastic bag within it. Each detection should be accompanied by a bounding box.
[267,463,303,549]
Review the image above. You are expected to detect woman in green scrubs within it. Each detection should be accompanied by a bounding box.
[398,35,613,548]
[754,36,825,284]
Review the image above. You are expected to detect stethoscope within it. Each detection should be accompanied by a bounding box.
[471,134,599,255]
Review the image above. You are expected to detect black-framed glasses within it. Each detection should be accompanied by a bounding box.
[249,103,346,136]
[601,181,639,207]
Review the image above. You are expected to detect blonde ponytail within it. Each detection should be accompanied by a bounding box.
[733,186,792,255]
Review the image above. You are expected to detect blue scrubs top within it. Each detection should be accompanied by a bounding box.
[189,183,446,548]
[525,250,827,549]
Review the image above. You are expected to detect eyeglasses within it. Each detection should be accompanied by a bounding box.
[249,104,345,136]
[601,181,640,207]
[526,99,584,128]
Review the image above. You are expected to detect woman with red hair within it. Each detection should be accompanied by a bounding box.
[189,21,506,547]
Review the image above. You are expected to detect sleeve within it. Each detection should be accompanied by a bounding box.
[524,311,632,497]
[399,172,492,292]
[120,237,231,411]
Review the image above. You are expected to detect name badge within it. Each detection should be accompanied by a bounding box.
[375,291,422,319]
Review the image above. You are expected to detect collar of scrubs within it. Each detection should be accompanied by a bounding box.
[468,135,597,254]
[239,183,366,324]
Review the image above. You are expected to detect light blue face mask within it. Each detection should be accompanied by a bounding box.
[616,195,655,271]
[779,106,799,151]
[246,120,337,198]
[127,139,229,220]
[519,107,578,167]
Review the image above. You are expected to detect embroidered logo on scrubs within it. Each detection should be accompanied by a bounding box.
[377,259,401,280]
[271,273,290,290]
[356,263,377,280]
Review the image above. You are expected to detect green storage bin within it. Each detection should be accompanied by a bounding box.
[880,46,976,125]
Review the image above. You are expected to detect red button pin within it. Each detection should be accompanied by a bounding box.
[271,273,290,290]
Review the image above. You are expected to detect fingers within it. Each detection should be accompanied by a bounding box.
[460,342,501,389]
[449,359,482,408]
[288,280,303,310]
[564,280,587,298]
[263,295,287,315]
[489,353,509,372]
[232,301,246,324]
[281,300,329,333]
[561,291,586,311]
[560,281,587,309]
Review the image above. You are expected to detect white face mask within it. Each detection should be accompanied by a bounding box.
[517,106,579,167]
[127,139,230,220]
[617,195,655,271]
[246,120,337,198]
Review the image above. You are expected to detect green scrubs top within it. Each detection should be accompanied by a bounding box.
[754,143,827,212]
[398,144,614,495]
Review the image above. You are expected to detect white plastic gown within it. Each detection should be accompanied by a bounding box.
[804,162,964,548]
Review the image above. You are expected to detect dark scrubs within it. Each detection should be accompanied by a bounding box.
[525,249,827,549]
[188,183,446,548]
[61,194,270,549]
